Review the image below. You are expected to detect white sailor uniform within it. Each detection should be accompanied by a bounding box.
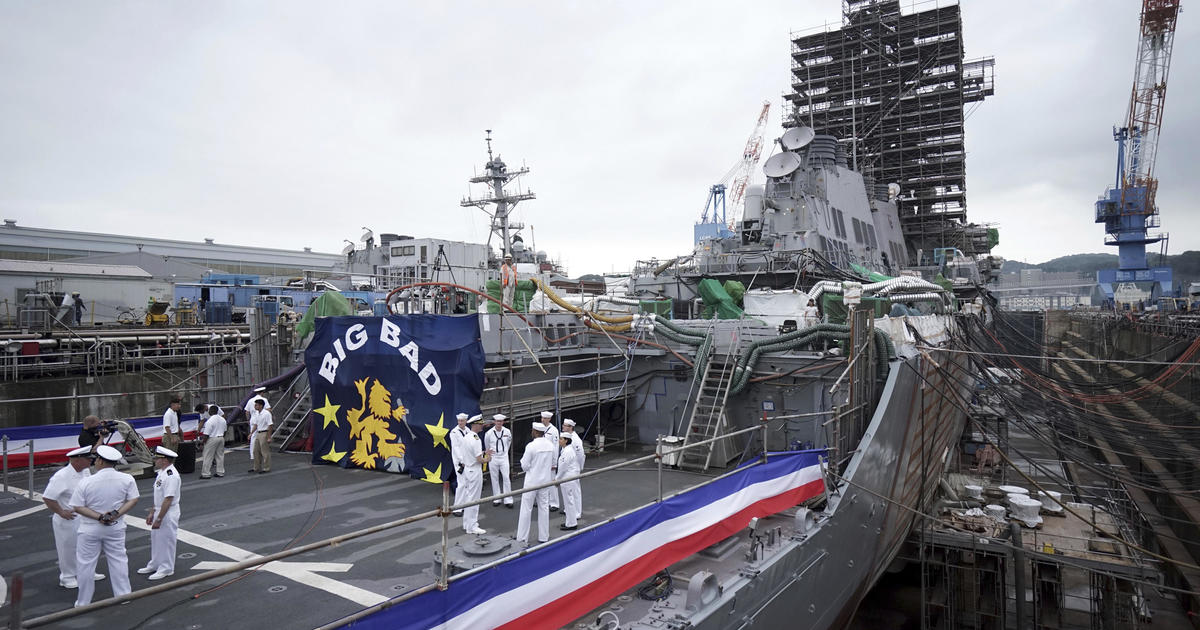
[144,464,181,576]
[556,446,581,529]
[460,431,485,533]
[44,461,91,587]
[516,435,556,543]
[70,467,139,607]
[484,425,513,505]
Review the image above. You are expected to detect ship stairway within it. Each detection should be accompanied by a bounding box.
[677,351,738,472]
[271,371,312,452]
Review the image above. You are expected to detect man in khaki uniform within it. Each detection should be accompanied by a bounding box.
[249,399,273,473]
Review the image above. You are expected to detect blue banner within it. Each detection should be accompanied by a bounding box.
[303,314,484,482]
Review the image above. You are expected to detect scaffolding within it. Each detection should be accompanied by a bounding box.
[786,0,995,262]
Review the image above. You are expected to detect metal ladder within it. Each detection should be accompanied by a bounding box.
[678,350,737,471]
[270,372,312,451]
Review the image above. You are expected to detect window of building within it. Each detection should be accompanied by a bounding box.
[866,225,877,249]
[851,218,864,244]
[391,245,415,257]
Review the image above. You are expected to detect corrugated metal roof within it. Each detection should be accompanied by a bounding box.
[0,259,153,278]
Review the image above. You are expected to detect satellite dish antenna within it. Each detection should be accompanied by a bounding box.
[360,228,374,243]
[781,126,815,151]
[341,242,355,255]
[887,183,901,200]
[763,152,803,178]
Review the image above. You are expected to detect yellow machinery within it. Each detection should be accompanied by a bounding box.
[144,299,170,326]
[175,297,197,326]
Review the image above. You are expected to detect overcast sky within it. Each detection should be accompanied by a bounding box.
[2,1,1197,276]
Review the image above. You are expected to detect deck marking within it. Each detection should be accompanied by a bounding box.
[0,503,47,524]
[123,516,387,606]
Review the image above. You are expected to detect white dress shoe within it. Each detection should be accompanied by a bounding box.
[94,573,106,581]
[467,527,487,535]
[137,566,156,575]
[148,570,173,581]
[59,578,78,588]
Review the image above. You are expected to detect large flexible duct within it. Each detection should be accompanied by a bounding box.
[532,278,634,325]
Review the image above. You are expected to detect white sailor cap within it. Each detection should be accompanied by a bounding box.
[562,418,576,427]
[95,445,123,463]
[154,446,178,458]
[539,411,553,420]
[455,413,470,421]
[492,414,507,422]
[531,422,547,432]
[253,386,267,393]
[469,415,486,425]
[66,446,93,458]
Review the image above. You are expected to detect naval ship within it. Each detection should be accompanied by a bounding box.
[0,119,984,630]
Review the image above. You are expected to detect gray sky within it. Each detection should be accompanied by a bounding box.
[2,1,1197,275]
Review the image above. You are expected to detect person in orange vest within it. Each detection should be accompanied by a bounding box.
[501,254,517,308]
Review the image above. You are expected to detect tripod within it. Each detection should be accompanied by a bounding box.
[431,245,467,314]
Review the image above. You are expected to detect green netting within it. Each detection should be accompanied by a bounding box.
[513,279,537,312]
[639,299,673,319]
[850,262,893,283]
[722,280,746,306]
[485,279,503,313]
[933,273,954,292]
[698,278,744,319]
[987,227,1000,248]
[296,291,355,341]
[818,293,889,324]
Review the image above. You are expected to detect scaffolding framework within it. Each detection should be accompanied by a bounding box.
[786,0,994,261]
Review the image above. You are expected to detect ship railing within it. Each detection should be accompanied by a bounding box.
[17,414,826,628]
[0,435,36,502]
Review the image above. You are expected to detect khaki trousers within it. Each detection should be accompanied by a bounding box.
[252,432,271,472]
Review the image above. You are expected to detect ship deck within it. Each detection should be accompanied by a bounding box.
[0,444,711,629]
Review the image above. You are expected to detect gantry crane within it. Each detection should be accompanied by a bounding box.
[1095,0,1182,302]
[695,101,771,244]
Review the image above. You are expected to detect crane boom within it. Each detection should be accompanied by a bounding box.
[727,101,771,219]
[696,102,771,244]
[1122,0,1181,209]
[1095,0,1181,277]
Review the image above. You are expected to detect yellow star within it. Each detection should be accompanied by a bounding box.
[322,444,346,464]
[314,395,341,429]
[421,463,443,483]
[425,412,450,450]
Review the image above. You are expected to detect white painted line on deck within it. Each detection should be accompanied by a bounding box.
[0,503,47,524]
[124,516,387,607]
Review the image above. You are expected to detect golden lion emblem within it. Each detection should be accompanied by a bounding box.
[346,378,408,469]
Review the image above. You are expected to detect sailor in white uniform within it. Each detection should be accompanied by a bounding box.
[561,418,586,522]
[43,447,105,589]
[460,416,489,535]
[449,412,472,516]
[484,414,513,507]
[69,445,139,607]
[516,422,556,544]
[556,435,581,531]
[138,446,181,580]
[539,411,561,511]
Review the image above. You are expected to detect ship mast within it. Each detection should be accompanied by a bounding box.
[460,130,535,259]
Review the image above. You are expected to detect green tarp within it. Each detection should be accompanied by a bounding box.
[639,299,673,319]
[819,293,890,324]
[722,280,746,306]
[850,263,893,283]
[296,291,355,341]
[698,278,744,319]
[485,278,537,313]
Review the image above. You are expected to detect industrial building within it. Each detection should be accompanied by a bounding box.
[0,219,341,277]
[784,0,995,263]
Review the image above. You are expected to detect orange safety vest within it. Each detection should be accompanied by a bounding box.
[501,263,516,287]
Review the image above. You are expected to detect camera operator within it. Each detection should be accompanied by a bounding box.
[79,415,112,449]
